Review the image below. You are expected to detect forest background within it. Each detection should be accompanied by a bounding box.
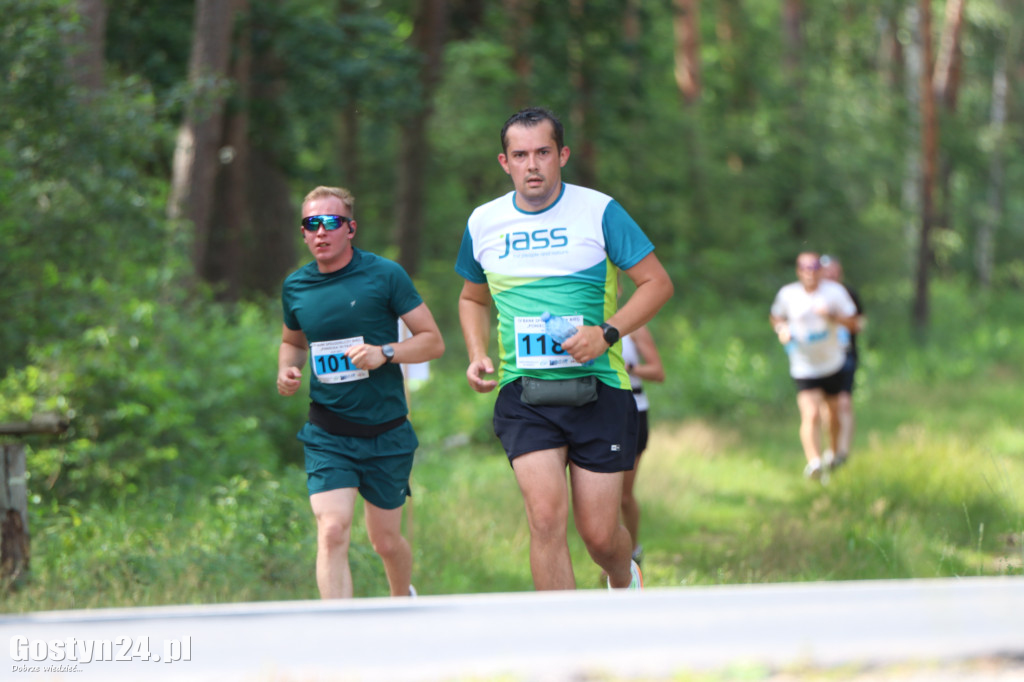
[1,0,1022,608]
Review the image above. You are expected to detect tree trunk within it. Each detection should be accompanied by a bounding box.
[901,5,922,276]
[933,0,965,109]
[670,0,708,242]
[244,14,296,297]
[167,0,238,284]
[395,0,448,277]
[245,151,296,295]
[211,0,252,301]
[337,0,362,185]
[1,444,30,584]
[672,0,700,105]
[879,8,904,93]
[780,0,806,240]
[782,0,803,81]
[913,0,937,336]
[338,105,361,186]
[1,415,67,587]
[977,18,1015,289]
[196,2,296,300]
[715,0,738,97]
[68,0,107,94]
[503,0,533,110]
[568,0,597,189]
[933,0,965,277]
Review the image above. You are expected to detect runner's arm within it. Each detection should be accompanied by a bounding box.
[395,303,446,364]
[562,252,674,363]
[458,280,497,393]
[278,325,308,396]
[628,325,666,383]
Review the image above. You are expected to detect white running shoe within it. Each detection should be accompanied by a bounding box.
[803,458,823,480]
[607,559,644,590]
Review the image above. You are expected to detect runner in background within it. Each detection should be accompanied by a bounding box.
[619,325,665,565]
[769,252,858,482]
[819,255,865,469]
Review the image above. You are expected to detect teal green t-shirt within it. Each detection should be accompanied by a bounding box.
[282,249,423,425]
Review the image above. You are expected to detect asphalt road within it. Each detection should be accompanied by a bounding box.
[2,577,1022,681]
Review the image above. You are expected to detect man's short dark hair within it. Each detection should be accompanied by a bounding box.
[500,107,565,154]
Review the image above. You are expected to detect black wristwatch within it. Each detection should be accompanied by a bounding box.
[599,322,620,346]
[381,344,395,364]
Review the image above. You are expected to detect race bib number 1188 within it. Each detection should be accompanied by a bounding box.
[513,315,584,369]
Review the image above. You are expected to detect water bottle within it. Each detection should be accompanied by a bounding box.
[541,311,578,344]
[541,311,593,366]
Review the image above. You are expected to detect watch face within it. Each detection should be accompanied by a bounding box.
[382,344,395,361]
[602,324,620,345]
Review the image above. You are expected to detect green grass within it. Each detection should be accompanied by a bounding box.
[5,356,1021,612]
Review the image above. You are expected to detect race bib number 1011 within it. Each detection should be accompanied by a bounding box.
[310,337,370,384]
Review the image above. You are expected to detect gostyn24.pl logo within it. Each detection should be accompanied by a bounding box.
[11,635,192,667]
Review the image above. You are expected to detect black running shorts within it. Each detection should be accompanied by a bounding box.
[793,368,846,396]
[493,378,638,473]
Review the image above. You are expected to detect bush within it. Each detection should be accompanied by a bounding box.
[5,285,306,504]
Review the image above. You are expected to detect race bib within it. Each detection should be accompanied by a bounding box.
[513,315,585,369]
[310,337,369,384]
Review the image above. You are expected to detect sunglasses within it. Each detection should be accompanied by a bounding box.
[301,215,352,232]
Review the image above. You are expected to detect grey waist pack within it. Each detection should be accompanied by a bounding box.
[520,375,598,407]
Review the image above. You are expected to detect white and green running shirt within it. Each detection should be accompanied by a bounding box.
[455,183,655,389]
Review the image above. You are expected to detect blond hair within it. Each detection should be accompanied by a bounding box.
[303,186,355,213]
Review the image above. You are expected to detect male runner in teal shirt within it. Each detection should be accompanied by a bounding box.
[279,185,444,599]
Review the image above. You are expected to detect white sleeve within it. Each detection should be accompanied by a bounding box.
[770,288,788,318]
